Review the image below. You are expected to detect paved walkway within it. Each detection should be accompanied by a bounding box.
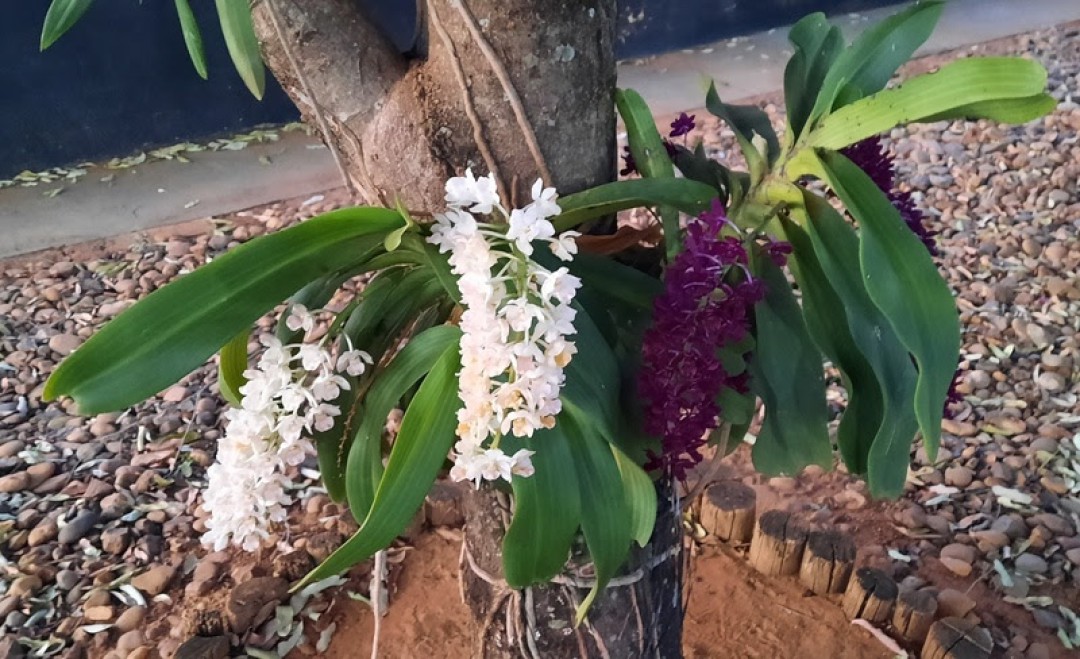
[2,0,1078,258]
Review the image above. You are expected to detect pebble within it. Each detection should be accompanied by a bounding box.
[940,543,976,565]
[48,333,81,355]
[115,606,146,634]
[227,577,289,634]
[83,605,115,622]
[939,556,973,578]
[937,589,976,618]
[57,510,100,544]
[130,564,177,597]
[9,575,42,598]
[1014,553,1049,575]
[174,636,229,659]
[944,466,974,488]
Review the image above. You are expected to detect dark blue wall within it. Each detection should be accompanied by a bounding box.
[2,0,901,178]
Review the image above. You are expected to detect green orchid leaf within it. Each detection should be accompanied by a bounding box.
[564,410,631,624]
[819,150,959,471]
[613,445,657,547]
[502,426,582,588]
[809,56,1049,150]
[40,0,94,50]
[174,0,208,79]
[215,0,265,99]
[748,253,832,475]
[921,93,1058,124]
[809,1,944,122]
[784,13,844,138]
[346,325,461,521]
[566,252,662,312]
[554,178,717,233]
[794,193,922,497]
[400,233,461,302]
[297,343,461,588]
[615,88,681,258]
[705,82,780,168]
[44,208,403,414]
[217,329,249,408]
[561,307,621,438]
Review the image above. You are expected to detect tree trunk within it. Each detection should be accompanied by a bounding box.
[252,1,684,656]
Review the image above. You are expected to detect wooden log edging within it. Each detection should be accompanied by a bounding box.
[748,510,808,576]
[841,567,897,624]
[697,500,993,659]
[699,481,756,544]
[922,617,992,659]
[799,530,856,594]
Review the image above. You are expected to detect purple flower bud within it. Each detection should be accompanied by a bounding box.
[669,112,696,138]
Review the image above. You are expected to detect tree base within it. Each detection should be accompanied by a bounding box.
[462,479,684,658]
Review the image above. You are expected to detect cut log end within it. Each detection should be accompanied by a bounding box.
[922,617,993,659]
[841,567,897,623]
[748,510,808,577]
[700,481,757,544]
[798,530,856,594]
[893,589,939,644]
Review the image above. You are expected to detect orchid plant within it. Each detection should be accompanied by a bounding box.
[45,2,1052,617]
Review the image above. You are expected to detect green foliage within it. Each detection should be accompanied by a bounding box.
[615,88,681,258]
[174,0,208,79]
[43,208,404,414]
[40,0,94,51]
[554,178,717,233]
[217,329,249,408]
[298,343,462,588]
[215,0,266,99]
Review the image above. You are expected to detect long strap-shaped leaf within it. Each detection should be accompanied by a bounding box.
[40,0,94,50]
[797,194,921,497]
[216,329,249,408]
[748,252,832,475]
[808,1,944,122]
[554,179,717,233]
[819,150,959,468]
[44,208,404,414]
[502,426,582,588]
[783,13,844,139]
[174,0,208,79]
[215,0,266,99]
[296,343,462,588]
[616,88,682,258]
[346,325,462,522]
[809,57,1049,150]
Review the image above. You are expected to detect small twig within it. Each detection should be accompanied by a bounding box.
[263,0,361,199]
[452,0,553,185]
[682,422,733,503]
[370,549,388,659]
[428,0,509,203]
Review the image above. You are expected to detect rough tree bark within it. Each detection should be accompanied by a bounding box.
[251,1,684,656]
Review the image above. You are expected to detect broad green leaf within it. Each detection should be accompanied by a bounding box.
[566,252,662,312]
[921,94,1058,124]
[174,0,208,79]
[40,0,94,50]
[748,253,832,475]
[809,1,944,121]
[784,13,844,138]
[564,410,631,623]
[809,57,1049,150]
[502,426,582,587]
[716,385,754,427]
[554,178,717,233]
[400,233,460,302]
[705,82,780,168]
[297,344,462,588]
[215,0,266,99]
[796,195,919,497]
[819,150,959,469]
[613,445,657,547]
[781,217,882,476]
[217,329,249,408]
[343,267,447,365]
[615,88,681,258]
[346,325,461,521]
[561,308,621,437]
[44,208,403,414]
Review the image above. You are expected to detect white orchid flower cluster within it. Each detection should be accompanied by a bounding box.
[428,170,582,486]
[202,306,372,551]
